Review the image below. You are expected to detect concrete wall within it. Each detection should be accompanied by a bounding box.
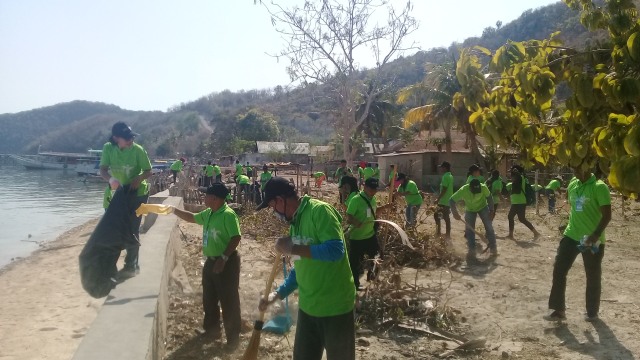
[72,191,183,360]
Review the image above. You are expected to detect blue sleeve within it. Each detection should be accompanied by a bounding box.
[310,239,345,261]
[276,268,298,299]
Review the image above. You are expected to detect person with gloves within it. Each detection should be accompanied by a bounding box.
[170,183,242,349]
[256,177,355,360]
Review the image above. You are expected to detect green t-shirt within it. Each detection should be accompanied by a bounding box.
[373,167,380,179]
[170,160,183,171]
[205,165,214,177]
[466,175,485,184]
[334,166,352,181]
[289,196,355,317]
[438,172,454,206]
[546,179,561,191]
[194,204,241,257]
[564,174,611,243]
[100,142,152,196]
[237,175,250,185]
[213,165,221,176]
[451,183,491,212]
[346,191,377,240]
[235,163,243,176]
[507,175,528,204]
[363,167,375,180]
[246,166,253,174]
[399,180,423,206]
[313,172,325,178]
[344,191,358,206]
[490,177,504,203]
[260,171,272,190]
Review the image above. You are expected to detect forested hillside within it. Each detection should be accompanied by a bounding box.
[0,1,599,158]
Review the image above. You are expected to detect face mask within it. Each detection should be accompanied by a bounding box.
[273,210,288,223]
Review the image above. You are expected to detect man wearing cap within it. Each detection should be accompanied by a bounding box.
[435,161,453,238]
[99,121,152,279]
[545,176,563,214]
[170,157,185,184]
[172,183,242,348]
[257,177,356,360]
[466,164,485,184]
[449,179,498,261]
[396,173,423,227]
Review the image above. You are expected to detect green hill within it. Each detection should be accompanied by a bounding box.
[1,1,601,158]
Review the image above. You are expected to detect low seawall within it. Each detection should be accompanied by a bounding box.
[72,191,182,360]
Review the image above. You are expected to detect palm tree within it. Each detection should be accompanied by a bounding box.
[397,53,484,164]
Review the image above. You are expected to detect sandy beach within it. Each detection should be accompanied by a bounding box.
[0,218,104,360]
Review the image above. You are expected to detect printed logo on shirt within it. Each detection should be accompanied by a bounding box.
[292,235,314,246]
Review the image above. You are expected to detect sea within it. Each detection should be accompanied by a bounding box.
[0,166,105,269]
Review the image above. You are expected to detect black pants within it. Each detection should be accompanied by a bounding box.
[549,237,604,317]
[215,174,222,183]
[293,309,355,360]
[434,205,451,236]
[202,252,241,342]
[508,203,535,234]
[123,193,148,271]
[171,170,178,183]
[348,236,379,289]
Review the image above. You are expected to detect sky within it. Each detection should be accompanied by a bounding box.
[0,0,561,114]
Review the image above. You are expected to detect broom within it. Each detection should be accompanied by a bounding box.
[242,253,282,360]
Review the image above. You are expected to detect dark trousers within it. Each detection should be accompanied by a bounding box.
[293,309,355,360]
[348,236,379,289]
[202,252,241,341]
[546,189,556,212]
[434,205,451,236]
[171,170,178,183]
[215,174,222,183]
[549,237,605,317]
[204,176,213,187]
[508,203,535,234]
[123,194,148,270]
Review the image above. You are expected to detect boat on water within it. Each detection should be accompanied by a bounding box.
[10,148,102,172]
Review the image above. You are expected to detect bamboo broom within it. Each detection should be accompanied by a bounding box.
[242,253,282,360]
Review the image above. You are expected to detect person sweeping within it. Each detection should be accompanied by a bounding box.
[255,177,356,360]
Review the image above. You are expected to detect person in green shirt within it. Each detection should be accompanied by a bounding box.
[204,161,215,187]
[234,160,243,183]
[373,163,380,179]
[466,164,486,184]
[259,165,273,199]
[435,161,453,238]
[312,171,326,187]
[486,169,504,220]
[257,177,356,360]
[505,165,541,240]
[172,183,242,348]
[396,173,423,227]
[213,163,222,183]
[339,175,359,209]
[363,163,375,181]
[170,157,185,184]
[357,165,365,189]
[545,176,563,214]
[545,171,611,322]
[236,174,250,202]
[334,159,353,183]
[245,162,253,178]
[99,122,152,279]
[450,179,497,261]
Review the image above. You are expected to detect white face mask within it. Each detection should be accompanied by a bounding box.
[273,210,287,223]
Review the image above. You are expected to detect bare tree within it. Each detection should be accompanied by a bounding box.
[262,0,418,164]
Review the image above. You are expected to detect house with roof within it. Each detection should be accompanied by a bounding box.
[238,141,311,165]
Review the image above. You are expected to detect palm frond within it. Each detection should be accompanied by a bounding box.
[403,105,434,128]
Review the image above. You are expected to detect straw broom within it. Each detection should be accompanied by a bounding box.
[242,253,282,360]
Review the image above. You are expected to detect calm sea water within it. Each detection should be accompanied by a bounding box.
[0,166,105,268]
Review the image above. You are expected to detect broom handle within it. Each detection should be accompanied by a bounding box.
[257,253,283,323]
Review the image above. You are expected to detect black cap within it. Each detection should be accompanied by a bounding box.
[439,161,451,170]
[396,172,407,180]
[468,164,481,173]
[199,183,230,199]
[111,122,139,140]
[256,177,297,210]
[469,179,482,194]
[364,177,379,189]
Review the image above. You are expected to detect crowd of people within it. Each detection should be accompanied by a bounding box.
[97,121,612,358]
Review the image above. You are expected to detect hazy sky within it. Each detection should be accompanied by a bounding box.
[0,0,561,114]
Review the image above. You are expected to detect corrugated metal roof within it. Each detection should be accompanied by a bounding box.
[256,141,310,155]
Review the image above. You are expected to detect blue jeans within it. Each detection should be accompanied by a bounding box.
[464,206,496,252]
[405,205,420,226]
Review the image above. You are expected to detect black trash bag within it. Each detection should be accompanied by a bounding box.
[79,185,140,298]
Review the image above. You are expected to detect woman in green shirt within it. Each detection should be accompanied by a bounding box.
[396,173,423,227]
[506,165,540,240]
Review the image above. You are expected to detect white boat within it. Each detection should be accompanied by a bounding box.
[10,148,102,172]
